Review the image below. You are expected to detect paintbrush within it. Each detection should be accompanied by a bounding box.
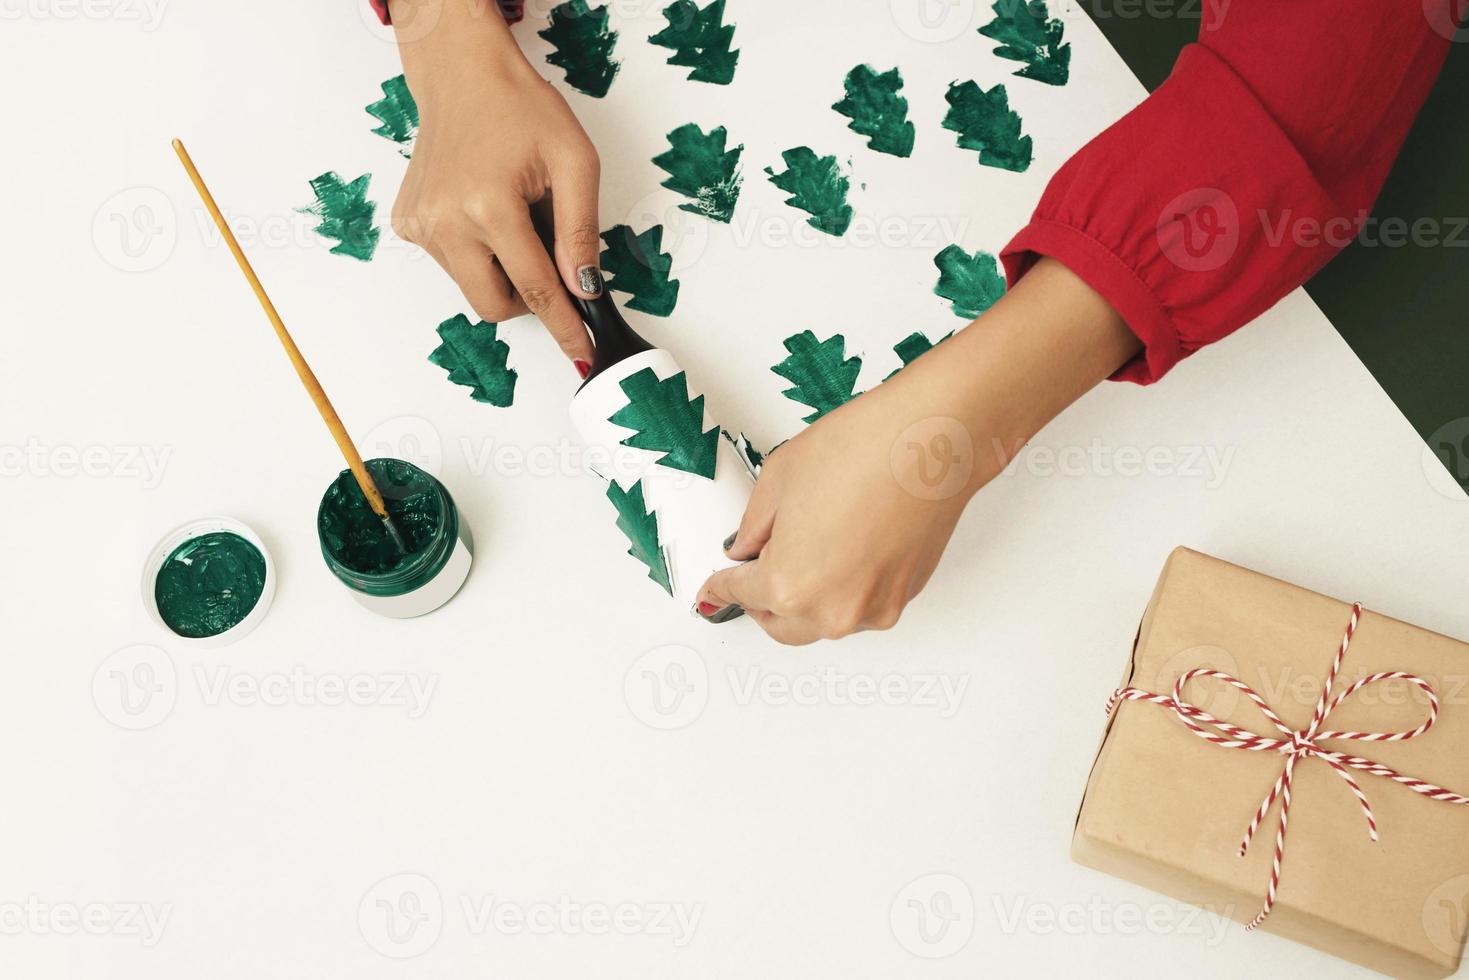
[172,138,409,555]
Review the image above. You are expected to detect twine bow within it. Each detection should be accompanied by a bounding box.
[1106,603,1469,929]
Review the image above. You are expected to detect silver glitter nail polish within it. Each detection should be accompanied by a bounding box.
[577,265,603,295]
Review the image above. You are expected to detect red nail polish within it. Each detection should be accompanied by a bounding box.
[697,601,721,617]
[574,358,591,380]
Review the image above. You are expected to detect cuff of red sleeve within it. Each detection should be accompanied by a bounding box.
[371,0,390,24]
[1001,219,1181,385]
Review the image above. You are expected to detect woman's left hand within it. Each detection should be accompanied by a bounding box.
[696,257,1141,645]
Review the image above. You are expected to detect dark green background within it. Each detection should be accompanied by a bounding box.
[1082,2,1468,490]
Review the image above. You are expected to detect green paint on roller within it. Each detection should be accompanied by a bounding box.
[978,0,1070,86]
[600,224,680,316]
[366,74,419,156]
[300,171,380,261]
[833,65,915,158]
[318,458,444,576]
[653,123,743,224]
[429,314,518,406]
[884,330,955,380]
[540,0,621,98]
[607,479,672,595]
[154,532,266,639]
[765,147,853,237]
[942,81,1033,173]
[649,0,739,85]
[611,368,719,479]
[772,330,863,424]
[933,244,1006,319]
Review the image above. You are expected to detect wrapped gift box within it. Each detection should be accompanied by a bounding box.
[1075,548,1469,978]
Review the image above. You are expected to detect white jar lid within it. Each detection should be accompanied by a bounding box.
[141,516,277,648]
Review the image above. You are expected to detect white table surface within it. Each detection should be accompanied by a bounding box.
[4,0,1468,976]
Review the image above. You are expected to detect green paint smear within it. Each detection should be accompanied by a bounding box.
[366,74,419,157]
[318,459,443,576]
[429,314,518,406]
[154,531,266,639]
[833,65,915,158]
[884,330,954,380]
[978,0,1070,86]
[653,123,743,224]
[942,81,1033,173]
[611,368,719,479]
[765,147,853,238]
[540,0,621,98]
[299,171,380,261]
[607,479,672,595]
[600,224,680,316]
[649,0,739,85]
[772,330,863,424]
[934,244,1006,319]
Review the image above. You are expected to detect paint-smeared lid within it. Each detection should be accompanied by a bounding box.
[142,517,276,648]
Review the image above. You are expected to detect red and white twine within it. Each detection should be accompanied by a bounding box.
[1106,603,1469,930]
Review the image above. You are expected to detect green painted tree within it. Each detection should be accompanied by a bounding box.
[610,368,719,478]
[540,0,621,98]
[649,0,739,85]
[428,314,517,406]
[933,245,1006,319]
[299,171,379,261]
[600,224,680,316]
[653,123,743,223]
[606,479,673,595]
[772,331,863,424]
[942,81,1033,173]
[765,147,854,237]
[366,74,419,156]
[978,0,1070,86]
[884,331,954,380]
[832,65,915,158]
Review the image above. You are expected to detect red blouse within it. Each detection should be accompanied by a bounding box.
[371,0,1458,384]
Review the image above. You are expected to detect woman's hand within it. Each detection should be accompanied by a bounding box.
[389,0,599,372]
[696,259,1141,645]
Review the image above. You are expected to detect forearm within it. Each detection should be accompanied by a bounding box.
[389,0,533,99]
[901,257,1139,495]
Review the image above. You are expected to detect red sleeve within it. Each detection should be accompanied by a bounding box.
[370,0,523,25]
[1001,0,1459,384]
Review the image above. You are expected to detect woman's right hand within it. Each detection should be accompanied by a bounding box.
[389,0,600,374]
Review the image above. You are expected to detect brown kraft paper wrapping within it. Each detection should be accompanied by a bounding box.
[1074,547,1469,979]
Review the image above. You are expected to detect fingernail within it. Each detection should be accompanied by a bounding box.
[577,265,603,296]
[573,358,591,379]
[696,601,720,617]
[722,532,737,552]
